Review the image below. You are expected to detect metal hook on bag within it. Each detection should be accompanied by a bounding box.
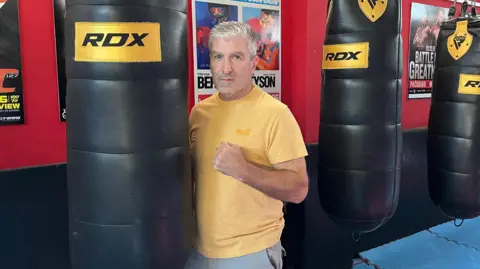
[471,0,477,17]
[449,0,458,19]
[461,0,469,17]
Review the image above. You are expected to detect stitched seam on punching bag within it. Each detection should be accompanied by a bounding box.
[387,15,402,222]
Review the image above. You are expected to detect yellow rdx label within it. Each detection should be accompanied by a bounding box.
[74,22,162,63]
[458,74,480,95]
[322,42,370,69]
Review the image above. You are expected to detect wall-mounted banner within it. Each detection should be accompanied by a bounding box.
[192,0,281,103]
[408,3,448,99]
[53,0,66,121]
[0,0,25,125]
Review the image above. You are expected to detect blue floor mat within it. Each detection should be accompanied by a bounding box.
[359,218,480,269]
[428,217,480,252]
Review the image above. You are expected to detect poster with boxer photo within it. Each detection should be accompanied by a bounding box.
[408,3,449,99]
[192,0,281,104]
[53,0,66,121]
[0,0,25,125]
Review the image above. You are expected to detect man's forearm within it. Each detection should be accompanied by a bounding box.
[238,162,308,204]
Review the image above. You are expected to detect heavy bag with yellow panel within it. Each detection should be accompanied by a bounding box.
[64,1,192,269]
[427,17,480,220]
[318,0,402,234]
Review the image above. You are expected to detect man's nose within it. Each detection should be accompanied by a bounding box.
[221,58,233,73]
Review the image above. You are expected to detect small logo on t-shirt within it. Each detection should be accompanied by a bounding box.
[236,129,251,136]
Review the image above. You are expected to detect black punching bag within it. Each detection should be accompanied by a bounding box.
[0,0,21,66]
[65,1,193,269]
[427,14,480,220]
[318,0,402,234]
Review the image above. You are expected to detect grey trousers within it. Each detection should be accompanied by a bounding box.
[183,242,285,269]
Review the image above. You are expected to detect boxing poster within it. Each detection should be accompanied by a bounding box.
[53,0,66,121]
[0,0,25,125]
[192,0,281,103]
[408,3,449,99]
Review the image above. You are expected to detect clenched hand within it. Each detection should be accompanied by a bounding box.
[213,142,248,180]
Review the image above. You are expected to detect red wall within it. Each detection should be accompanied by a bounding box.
[0,0,65,170]
[0,0,460,170]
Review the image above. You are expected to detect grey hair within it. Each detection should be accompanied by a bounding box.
[208,21,258,60]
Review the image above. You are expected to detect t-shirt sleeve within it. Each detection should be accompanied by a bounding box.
[267,107,309,165]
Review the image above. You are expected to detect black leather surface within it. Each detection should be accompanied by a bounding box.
[427,17,480,220]
[0,0,21,65]
[353,128,449,252]
[65,2,192,269]
[318,0,402,233]
[66,79,188,152]
[282,128,449,268]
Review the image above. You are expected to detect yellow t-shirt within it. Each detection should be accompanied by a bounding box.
[188,85,308,258]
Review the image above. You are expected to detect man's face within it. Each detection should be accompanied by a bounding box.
[210,36,258,96]
[421,16,428,26]
[436,11,445,24]
[260,12,275,31]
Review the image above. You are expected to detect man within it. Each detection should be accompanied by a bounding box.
[412,15,432,50]
[431,9,446,40]
[185,21,309,269]
[246,9,280,70]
